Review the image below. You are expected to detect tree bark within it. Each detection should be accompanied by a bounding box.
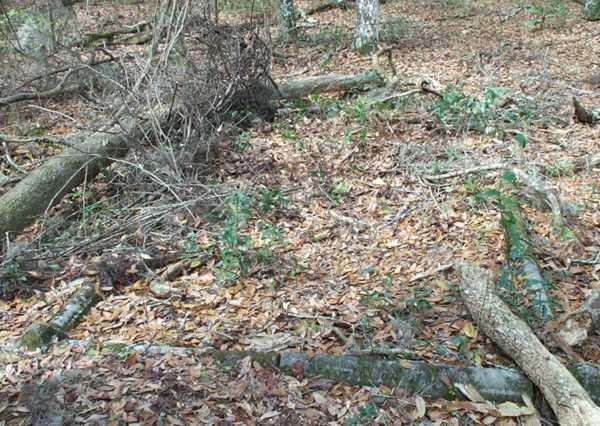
[459,263,600,425]
[279,0,297,40]
[275,70,383,99]
[353,0,379,54]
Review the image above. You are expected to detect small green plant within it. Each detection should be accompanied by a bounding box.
[233,132,251,152]
[430,84,534,135]
[344,402,379,426]
[212,189,288,285]
[330,178,350,203]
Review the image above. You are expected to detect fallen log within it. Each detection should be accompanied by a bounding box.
[0,104,170,239]
[52,339,600,406]
[64,340,533,403]
[21,279,99,350]
[274,70,383,99]
[459,263,600,425]
[497,192,553,320]
[0,72,383,240]
[19,250,178,350]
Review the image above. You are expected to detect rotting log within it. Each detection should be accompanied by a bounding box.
[58,339,600,406]
[21,279,99,350]
[497,194,553,320]
[459,263,600,425]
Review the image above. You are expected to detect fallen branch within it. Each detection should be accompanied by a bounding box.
[274,70,383,99]
[0,83,81,107]
[422,163,508,182]
[497,193,553,320]
[21,279,99,350]
[0,102,171,238]
[81,20,151,46]
[459,263,600,425]
[55,339,600,406]
[306,0,353,16]
[63,339,533,403]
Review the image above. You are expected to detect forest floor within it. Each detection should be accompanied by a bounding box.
[1,0,600,424]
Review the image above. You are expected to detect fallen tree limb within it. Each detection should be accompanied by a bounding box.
[0,83,81,107]
[274,70,383,99]
[50,339,600,406]
[306,0,353,15]
[81,20,151,46]
[0,103,170,239]
[0,71,382,239]
[19,250,178,350]
[496,191,553,320]
[459,263,600,425]
[21,279,99,350]
[62,339,533,402]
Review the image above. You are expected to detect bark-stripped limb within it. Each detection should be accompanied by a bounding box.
[459,263,600,425]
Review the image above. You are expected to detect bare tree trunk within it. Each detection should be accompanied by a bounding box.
[585,0,600,20]
[353,0,379,54]
[279,0,297,40]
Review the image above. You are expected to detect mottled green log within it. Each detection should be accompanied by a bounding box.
[21,279,100,350]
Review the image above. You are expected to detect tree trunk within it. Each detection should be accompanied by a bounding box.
[459,263,600,425]
[279,0,297,40]
[585,0,600,20]
[353,0,379,54]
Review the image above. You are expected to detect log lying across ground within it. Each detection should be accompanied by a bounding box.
[20,279,99,351]
[275,70,383,99]
[459,263,600,425]
[0,72,384,240]
[18,339,593,406]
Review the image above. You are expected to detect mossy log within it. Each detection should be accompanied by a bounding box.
[21,279,100,350]
[66,339,600,405]
[497,193,553,320]
[459,263,600,425]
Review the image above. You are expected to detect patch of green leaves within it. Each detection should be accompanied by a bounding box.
[212,189,288,285]
[429,84,533,135]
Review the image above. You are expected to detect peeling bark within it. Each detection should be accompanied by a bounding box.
[459,263,600,425]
